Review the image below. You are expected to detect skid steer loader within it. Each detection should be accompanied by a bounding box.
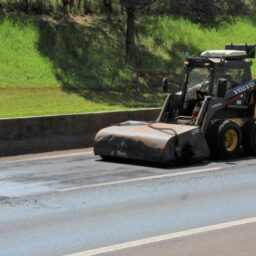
[94,44,256,163]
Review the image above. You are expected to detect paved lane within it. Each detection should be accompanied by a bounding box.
[0,152,256,256]
[109,223,256,256]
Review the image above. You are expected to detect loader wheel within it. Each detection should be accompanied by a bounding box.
[242,120,256,155]
[100,155,113,161]
[207,121,241,159]
[179,143,193,165]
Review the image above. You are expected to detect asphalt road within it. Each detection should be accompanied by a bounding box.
[1,151,256,256]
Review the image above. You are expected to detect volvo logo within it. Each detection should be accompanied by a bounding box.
[233,81,255,95]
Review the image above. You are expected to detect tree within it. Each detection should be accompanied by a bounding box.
[123,0,153,56]
[125,5,135,55]
[22,0,30,13]
[62,0,75,14]
[168,0,246,28]
[103,0,113,17]
[83,0,93,14]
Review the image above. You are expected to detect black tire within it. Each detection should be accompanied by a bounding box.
[207,120,242,159]
[242,120,256,155]
[177,143,193,165]
[100,155,113,161]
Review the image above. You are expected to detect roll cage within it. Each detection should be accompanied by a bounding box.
[182,57,252,98]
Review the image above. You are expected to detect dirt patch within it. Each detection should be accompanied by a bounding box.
[69,14,98,26]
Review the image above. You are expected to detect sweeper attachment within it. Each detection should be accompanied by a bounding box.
[94,44,256,163]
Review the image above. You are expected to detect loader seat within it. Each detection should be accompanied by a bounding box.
[175,96,210,126]
[175,99,203,125]
[174,116,194,125]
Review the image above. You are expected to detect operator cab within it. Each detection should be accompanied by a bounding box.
[162,45,254,124]
[181,53,252,117]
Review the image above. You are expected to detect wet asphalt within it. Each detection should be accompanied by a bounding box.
[0,153,256,256]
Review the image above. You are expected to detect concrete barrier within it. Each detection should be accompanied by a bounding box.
[0,108,161,156]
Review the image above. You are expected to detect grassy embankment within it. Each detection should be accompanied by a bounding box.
[0,15,255,118]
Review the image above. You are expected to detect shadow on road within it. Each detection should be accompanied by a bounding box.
[96,154,256,170]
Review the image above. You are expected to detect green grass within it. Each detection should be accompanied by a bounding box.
[138,16,256,75]
[0,15,256,118]
[0,17,131,117]
[0,88,126,118]
[0,19,59,88]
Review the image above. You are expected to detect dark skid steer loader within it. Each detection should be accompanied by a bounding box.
[94,44,256,164]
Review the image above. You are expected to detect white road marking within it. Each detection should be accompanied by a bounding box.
[63,216,256,256]
[23,152,94,161]
[58,166,222,192]
[0,151,94,164]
